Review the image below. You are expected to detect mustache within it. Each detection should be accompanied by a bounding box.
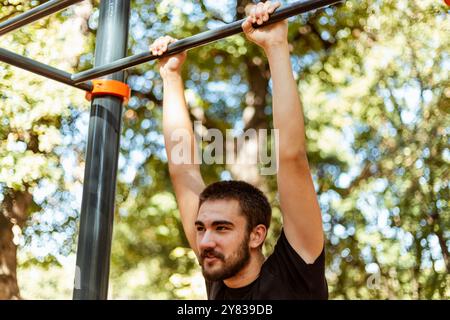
[200,248,225,261]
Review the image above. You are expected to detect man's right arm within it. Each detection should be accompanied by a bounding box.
[163,72,204,255]
[152,36,205,255]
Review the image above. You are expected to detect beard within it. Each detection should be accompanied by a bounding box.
[200,233,251,282]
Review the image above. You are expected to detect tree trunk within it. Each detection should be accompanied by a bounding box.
[0,189,34,300]
[0,210,20,300]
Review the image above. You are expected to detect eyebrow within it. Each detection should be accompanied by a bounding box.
[194,221,204,227]
[194,220,234,227]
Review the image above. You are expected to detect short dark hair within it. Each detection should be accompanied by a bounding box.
[198,180,271,233]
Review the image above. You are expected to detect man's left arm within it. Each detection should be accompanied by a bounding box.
[266,42,324,264]
[242,1,324,264]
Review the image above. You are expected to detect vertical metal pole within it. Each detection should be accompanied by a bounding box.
[73,0,130,300]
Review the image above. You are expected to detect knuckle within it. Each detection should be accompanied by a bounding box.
[245,3,254,15]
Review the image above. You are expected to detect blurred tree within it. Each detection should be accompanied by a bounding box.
[2,0,448,300]
[312,0,449,299]
[0,0,93,299]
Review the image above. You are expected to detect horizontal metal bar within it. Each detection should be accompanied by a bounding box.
[72,0,342,84]
[0,47,92,91]
[0,0,84,36]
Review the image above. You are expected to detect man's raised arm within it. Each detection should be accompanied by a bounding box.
[151,36,205,255]
[242,1,324,263]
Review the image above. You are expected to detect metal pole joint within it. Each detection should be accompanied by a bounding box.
[85,79,131,104]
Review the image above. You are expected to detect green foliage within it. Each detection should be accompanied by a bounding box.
[2,0,448,299]
[0,1,92,266]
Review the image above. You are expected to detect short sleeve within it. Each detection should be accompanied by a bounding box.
[263,229,328,299]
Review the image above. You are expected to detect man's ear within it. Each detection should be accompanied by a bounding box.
[249,224,267,249]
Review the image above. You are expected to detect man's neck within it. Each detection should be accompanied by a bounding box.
[223,251,265,288]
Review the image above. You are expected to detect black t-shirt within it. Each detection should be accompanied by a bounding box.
[206,229,328,300]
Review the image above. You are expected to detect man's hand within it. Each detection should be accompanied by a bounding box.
[150,36,187,78]
[241,1,288,51]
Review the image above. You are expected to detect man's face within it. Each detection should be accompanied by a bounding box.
[195,199,251,282]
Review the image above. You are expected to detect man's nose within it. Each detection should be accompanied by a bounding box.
[199,230,216,250]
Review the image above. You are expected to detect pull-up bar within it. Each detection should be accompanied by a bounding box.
[0,0,84,36]
[0,0,341,91]
[0,47,92,91]
[71,0,341,83]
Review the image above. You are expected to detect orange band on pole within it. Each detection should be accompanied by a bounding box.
[85,79,131,104]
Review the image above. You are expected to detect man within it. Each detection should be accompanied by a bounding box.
[150,1,327,299]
